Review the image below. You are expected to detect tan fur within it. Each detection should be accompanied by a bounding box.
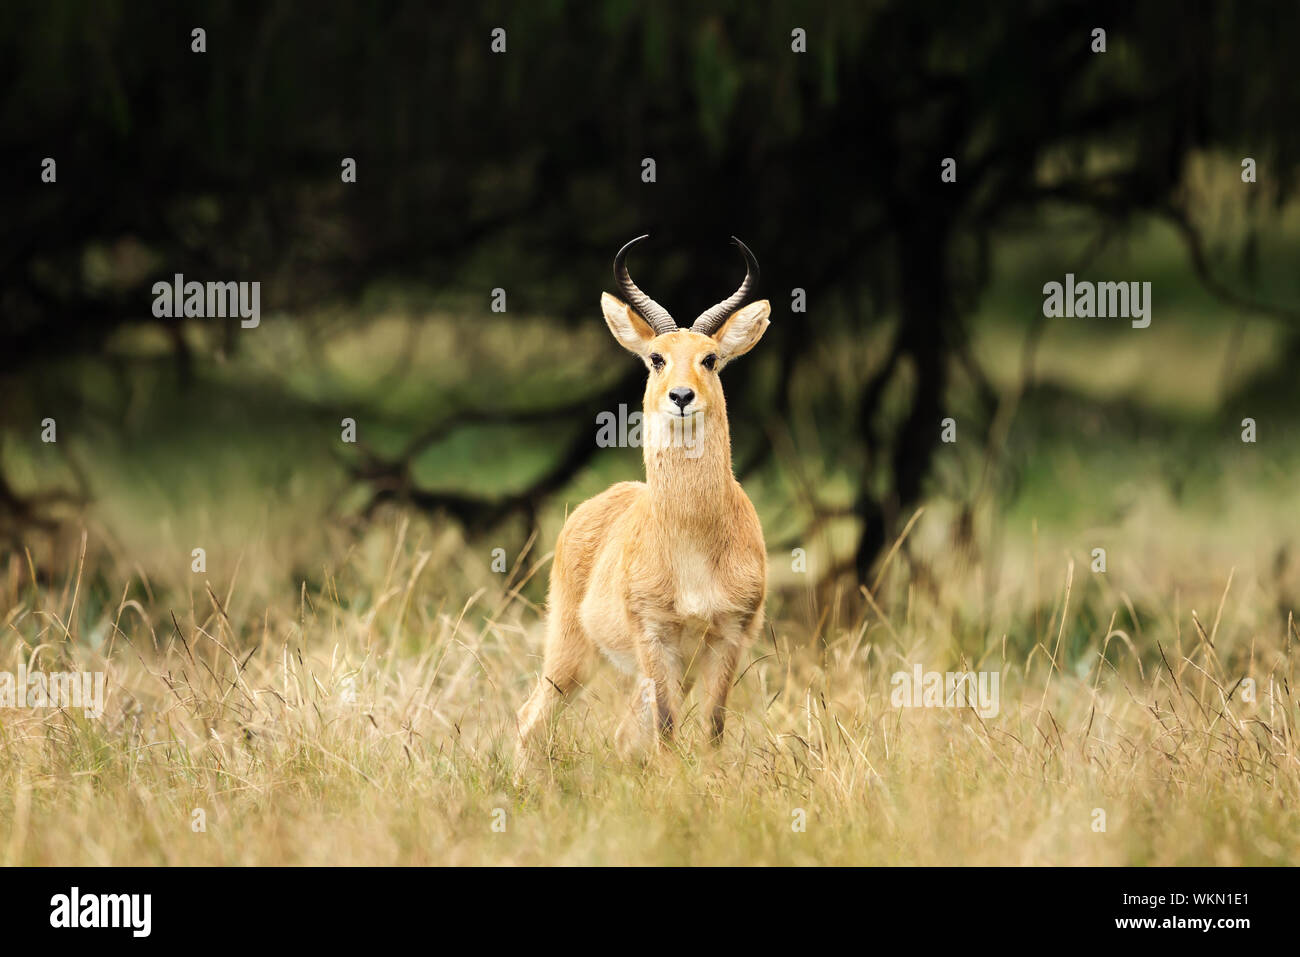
[515,293,771,765]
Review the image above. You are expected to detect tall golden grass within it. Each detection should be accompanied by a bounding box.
[2,508,1296,866]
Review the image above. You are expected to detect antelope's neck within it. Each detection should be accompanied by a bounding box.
[642,411,737,532]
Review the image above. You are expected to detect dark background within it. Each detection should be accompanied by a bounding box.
[3,0,1299,596]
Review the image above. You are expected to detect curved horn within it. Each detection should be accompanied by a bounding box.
[613,235,677,336]
[691,237,760,335]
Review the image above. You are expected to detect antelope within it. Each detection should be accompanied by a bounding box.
[515,235,771,766]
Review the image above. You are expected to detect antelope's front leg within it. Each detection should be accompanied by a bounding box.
[702,614,760,743]
[616,624,683,759]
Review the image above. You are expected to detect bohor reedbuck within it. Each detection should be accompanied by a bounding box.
[516,236,771,765]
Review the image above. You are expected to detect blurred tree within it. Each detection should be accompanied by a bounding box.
[4,0,1300,577]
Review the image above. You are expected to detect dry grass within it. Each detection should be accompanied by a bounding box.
[2,509,1298,867]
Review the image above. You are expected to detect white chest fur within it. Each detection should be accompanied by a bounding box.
[673,547,727,621]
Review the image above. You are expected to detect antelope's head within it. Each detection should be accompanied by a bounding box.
[601,235,770,428]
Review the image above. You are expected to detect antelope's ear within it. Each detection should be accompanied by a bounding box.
[711,299,770,363]
[602,292,657,357]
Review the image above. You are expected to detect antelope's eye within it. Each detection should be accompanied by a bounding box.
[701,353,718,371]
[649,353,665,371]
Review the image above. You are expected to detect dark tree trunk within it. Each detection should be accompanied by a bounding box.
[855,219,953,583]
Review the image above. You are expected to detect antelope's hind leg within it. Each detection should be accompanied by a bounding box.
[515,610,594,770]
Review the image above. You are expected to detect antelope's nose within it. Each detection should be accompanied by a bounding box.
[668,387,695,410]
